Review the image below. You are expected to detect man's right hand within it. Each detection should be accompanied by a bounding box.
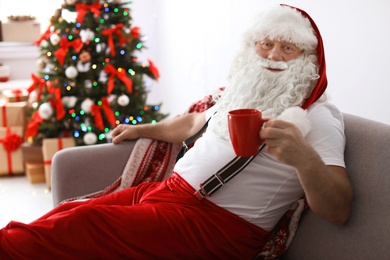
[111,124,140,144]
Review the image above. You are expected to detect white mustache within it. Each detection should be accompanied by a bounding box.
[258,59,288,70]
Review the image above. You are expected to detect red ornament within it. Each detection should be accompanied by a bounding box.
[130,26,141,38]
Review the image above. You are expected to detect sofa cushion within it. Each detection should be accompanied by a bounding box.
[283,113,390,259]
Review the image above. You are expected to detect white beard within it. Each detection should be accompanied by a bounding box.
[210,47,322,139]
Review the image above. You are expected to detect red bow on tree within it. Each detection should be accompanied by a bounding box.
[28,73,46,101]
[148,59,160,80]
[34,23,53,46]
[48,87,66,120]
[91,97,117,131]
[104,64,133,94]
[101,97,117,128]
[25,111,43,139]
[54,37,83,66]
[101,24,126,57]
[76,2,102,24]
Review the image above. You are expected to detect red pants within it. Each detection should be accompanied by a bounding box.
[1,173,268,259]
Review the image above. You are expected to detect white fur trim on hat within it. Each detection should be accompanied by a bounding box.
[244,5,318,51]
[277,107,311,137]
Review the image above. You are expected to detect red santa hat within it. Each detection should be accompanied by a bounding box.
[244,4,327,109]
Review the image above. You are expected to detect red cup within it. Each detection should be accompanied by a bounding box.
[228,108,266,157]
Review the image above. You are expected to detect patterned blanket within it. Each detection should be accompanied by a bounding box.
[66,92,308,259]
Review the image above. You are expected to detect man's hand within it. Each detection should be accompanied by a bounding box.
[260,119,353,226]
[260,119,309,167]
[111,124,139,144]
[111,112,207,145]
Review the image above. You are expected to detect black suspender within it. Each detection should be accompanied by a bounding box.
[175,113,265,200]
[175,116,212,163]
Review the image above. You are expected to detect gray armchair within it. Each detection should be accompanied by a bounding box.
[51,113,390,259]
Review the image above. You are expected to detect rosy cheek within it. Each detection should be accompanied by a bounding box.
[255,47,268,59]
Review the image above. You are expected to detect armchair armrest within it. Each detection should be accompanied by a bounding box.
[51,141,136,206]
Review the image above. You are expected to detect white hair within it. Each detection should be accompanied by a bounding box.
[210,45,325,139]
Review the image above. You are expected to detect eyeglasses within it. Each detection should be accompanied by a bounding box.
[255,40,303,55]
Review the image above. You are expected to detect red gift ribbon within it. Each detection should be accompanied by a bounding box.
[28,73,46,101]
[54,38,83,66]
[25,111,43,139]
[48,87,65,120]
[44,138,63,166]
[101,24,126,57]
[11,89,23,102]
[1,105,7,127]
[76,2,102,24]
[104,64,133,94]
[0,127,23,175]
[91,98,117,131]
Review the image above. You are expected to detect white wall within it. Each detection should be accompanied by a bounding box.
[0,0,63,31]
[132,0,390,125]
[1,0,389,124]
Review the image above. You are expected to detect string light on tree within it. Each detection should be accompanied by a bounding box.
[26,0,167,146]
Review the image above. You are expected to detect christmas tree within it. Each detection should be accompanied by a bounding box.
[26,0,166,146]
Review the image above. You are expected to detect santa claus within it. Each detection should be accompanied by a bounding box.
[0,5,352,260]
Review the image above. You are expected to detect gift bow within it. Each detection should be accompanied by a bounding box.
[101,24,126,57]
[25,111,43,139]
[54,37,83,66]
[28,73,46,101]
[104,64,133,94]
[11,89,24,102]
[0,128,22,152]
[76,2,102,24]
[48,87,66,120]
[91,97,117,131]
[0,127,23,175]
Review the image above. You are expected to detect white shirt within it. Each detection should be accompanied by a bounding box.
[174,102,346,231]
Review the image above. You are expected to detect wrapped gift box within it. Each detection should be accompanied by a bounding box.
[42,138,75,188]
[0,100,28,130]
[2,89,29,102]
[22,142,43,163]
[25,162,45,183]
[0,126,24,175]
[1,21,41,43]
